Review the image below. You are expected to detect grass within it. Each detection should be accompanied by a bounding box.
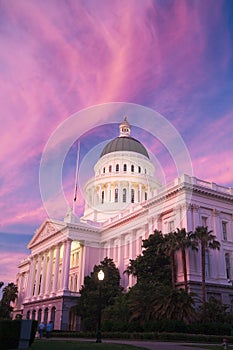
[28,339,148,350]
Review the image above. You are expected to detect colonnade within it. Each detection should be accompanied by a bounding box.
[24,239,80,302]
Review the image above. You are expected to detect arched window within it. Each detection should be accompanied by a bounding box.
[26,310,30,320]
[115,188,118,203]
[38,309,42,324]
[116,164,119,172]
[131,189,135,203]
[138,166,141,173]
[103,167,105,174]
[131,165,134,172]
[123,164,127,172]
[32,309,36,320]
[44,308,48,325]
[123,188,127,203]
[145,169,147,174]
[101,191,104,204]
[145,192,148,200]
[51,306,56,324]
[109,165,112,173]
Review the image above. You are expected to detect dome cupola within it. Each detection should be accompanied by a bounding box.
[100,117,149,159]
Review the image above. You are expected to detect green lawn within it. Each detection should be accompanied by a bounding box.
[29,339,148,350]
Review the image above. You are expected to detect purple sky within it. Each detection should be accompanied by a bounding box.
[0,0,233,285]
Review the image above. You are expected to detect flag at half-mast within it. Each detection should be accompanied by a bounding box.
[73,140,80,208]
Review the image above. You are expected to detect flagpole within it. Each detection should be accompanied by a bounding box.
[73,140,80,213]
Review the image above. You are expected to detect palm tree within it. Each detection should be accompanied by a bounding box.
[175,228,198,291]
[162,231,180,289]
[0,282,18,319]
[153,287,197,324]
[193,226,220,305]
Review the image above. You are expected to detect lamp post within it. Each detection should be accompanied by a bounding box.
[96,269,104,343]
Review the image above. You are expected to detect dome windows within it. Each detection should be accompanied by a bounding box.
[123,188,127,203]
[123,164,127,172]
[116,164,119,172]
[115,188,118,202]
[131,189,135,203]
[131,165,134,172]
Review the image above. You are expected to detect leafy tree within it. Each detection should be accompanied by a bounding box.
[175,228,198,291]
[125,230,171,286]
[76,257,123,331]
[102,293,130,331]
[193,226,220,304]
[0,282,18,319]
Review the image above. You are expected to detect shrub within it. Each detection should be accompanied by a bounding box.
[0,319,21,350]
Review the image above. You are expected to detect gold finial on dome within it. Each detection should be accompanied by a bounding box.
[119,116,131,137]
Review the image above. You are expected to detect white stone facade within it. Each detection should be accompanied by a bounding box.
[13,120,233,330]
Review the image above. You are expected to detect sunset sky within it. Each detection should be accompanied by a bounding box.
[0,0,233,286]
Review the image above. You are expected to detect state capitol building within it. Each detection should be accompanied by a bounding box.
[13,118,233,330]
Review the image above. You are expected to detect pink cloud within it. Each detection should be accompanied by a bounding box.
[0,252,28,285]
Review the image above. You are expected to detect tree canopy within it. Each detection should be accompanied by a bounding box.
[76,257,123,331]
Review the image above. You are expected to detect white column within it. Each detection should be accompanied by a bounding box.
[45,248,53,295]
[40,252,47,296]
[139,184,142,202]
[26,257,36,299]
[77,247,83,292]
[128,183,131,203]
[34,254,42,297]
[52,244,60,294]
[107,183,110,202]
[62,239,72,291]
[91,187,95,206]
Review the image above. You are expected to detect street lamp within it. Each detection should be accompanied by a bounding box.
[96,269,104,343]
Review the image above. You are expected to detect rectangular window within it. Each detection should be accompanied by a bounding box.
[205,250,210,277]
[222,222,227,241]
[167,220,174,232]
[202,216,208,227]
[225,252,231,279]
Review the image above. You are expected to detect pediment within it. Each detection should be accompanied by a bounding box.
[28,219,65,248]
